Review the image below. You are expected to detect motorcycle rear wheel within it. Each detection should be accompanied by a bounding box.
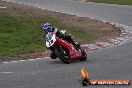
[80,49,87,61]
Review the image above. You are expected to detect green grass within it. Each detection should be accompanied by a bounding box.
[0,12,95,56]
[67,27,95,43]
[87,0,132,5]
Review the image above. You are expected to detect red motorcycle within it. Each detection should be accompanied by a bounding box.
[45,32,87,64]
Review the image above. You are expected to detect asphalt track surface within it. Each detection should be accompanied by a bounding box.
[0,0,132,88]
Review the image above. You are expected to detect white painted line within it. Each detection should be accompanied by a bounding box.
[86,44,101,50]
[2,57,50,64]
[36,58,42,60]
[19,60,26,62]
[31,73,36,75]
[3,62,9,64]
[0,72,13,74]
[28,59,35,61]
[0,6,7,9]
[44,57,50,59]
[97,42,113,47]
[11,61,18,63]
[36,57,50,59]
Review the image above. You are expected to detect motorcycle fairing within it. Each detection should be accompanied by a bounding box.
[56,37,82,60]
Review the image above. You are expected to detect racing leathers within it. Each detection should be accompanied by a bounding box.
[45,28,80,59]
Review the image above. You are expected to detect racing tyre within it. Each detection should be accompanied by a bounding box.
[80,49,87,61]
[54,46,71,64]
[50,52,57,59]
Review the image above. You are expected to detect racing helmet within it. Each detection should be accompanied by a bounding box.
[43,23,52,32]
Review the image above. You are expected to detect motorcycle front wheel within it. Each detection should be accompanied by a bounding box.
[54,45,71,64]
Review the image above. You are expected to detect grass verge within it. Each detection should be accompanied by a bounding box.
[0,12,95,56]
[87,0,132,5]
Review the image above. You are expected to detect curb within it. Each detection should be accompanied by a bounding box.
[3,22,132,64]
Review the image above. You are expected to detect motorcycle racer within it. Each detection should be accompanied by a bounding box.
[43,23,80,49]
[43,23,80,59]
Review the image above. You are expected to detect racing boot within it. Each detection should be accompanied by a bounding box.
[65,34,80,50]
[68,35,80,50]
[73,42,81,50]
